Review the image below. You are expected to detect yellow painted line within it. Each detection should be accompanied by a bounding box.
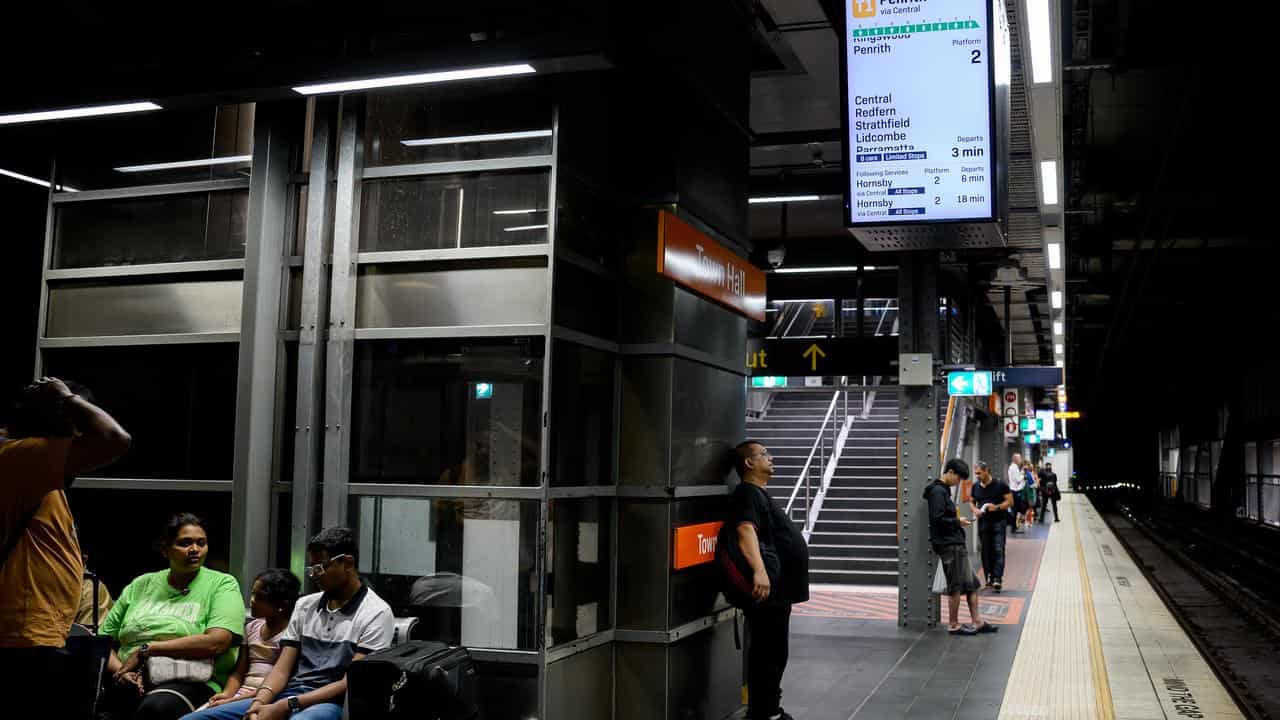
[1073,503,1115,720]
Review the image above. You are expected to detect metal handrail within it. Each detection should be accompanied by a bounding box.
[784,390,841,521]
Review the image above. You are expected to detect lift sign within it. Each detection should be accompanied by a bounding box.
[844,0,997,223]
[673,521,724,570]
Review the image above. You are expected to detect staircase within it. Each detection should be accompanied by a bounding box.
[746,391,834,529]
[808,390,900,585]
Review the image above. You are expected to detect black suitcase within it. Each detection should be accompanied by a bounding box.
[348,641,480,720]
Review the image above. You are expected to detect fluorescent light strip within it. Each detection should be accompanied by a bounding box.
[493,208,547,215]
[749,195,821,204]
[1025,0,1054,83]
[0,167,79,192]
[1051,290,1063,309]
[293,63,536,95]
[402,129,551,147]
[774,265,860,274]
[1053,321,1064,336]
[0,101,161,126]
[1040,160,1059,205]
[503,224,548,232]
[1047,242,1062,269]
[1055,343,1065,355]
[114,155,252,173]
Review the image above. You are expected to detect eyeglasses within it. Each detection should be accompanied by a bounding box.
[305,554,350,578]
[751,450,772,458]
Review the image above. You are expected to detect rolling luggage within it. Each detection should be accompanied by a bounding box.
[348,640,480,720]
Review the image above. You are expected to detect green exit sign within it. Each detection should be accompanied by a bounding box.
[751,376,786,388]
[1020,417,1044,432]
[475,382,494,399]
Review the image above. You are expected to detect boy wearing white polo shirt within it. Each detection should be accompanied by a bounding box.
[182,528,392,720]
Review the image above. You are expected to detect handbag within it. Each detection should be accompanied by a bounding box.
[146,656,214,685]
[931,560,948,594]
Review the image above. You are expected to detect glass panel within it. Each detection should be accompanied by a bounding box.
[473,663,538,720]
[53,190,249,268]
[69,488,232,597]
[1245,442,1257,475]
[1264,479,1280,527]
[350,338,544,486]
[767,299,834,338]
[863,298,900,336]
[55,104,255,192]
[354,263,547,329]
[547,498,612,646]
[555,173,619,270]
[364,83,552,166]
[46,278,243,337]
[352,496,539,650]
[42,345,238,480]
[552,260,617,341]
[551,342,615,486]
[358,171,550,252]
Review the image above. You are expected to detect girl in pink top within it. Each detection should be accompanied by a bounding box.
[204,569,301,707]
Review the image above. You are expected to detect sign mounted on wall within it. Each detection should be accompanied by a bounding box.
[657,210,766,322]
[842,0,998,224]
[673,521,724,571]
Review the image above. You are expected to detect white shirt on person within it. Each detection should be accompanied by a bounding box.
[1008,463,1025,491]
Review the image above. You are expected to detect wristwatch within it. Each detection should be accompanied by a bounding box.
[288,696,302,714]
[137,643,151,661]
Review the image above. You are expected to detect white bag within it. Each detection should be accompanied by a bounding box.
[931,560,948,594]
[146,656,214,685]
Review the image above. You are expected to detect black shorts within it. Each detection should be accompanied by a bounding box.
[935,544,980,594]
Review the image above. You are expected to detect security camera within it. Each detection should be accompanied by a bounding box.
[767,247,786,269]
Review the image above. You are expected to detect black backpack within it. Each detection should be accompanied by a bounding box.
[715,484,782,609]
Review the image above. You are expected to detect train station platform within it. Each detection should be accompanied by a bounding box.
[780,494,1243,719]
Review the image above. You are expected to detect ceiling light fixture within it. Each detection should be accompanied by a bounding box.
[0,167,78,192]
[493,208,547,216]
[1047,242,1062,269]
[773,265,861,274]
[1040,160,1059,205]
[1025,0,1054,83]
[503,224,548,232]
[402,129,551,147]
[749,195,820,204]
[1055,343,1065,355]
[293,63,536,95]
[1053,321,1063,336]
[0,101,161,126]
[1051,291,1063,309]
[114,155,252,173]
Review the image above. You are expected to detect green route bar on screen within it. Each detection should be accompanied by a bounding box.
[852,20,981,38]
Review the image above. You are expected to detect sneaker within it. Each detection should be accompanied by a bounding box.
[948,624,979,635]
[993,580,1003,592]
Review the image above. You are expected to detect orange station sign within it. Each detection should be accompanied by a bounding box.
[656,210,767,322]
[673,521,724,570]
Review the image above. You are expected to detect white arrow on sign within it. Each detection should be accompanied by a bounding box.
[951,374,970,393]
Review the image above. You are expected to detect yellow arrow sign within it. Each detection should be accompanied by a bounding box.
[802,343,827,371]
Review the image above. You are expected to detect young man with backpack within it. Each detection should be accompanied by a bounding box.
[723,440,809,720]
[1037,463,1061,523]
[924,458,997,635]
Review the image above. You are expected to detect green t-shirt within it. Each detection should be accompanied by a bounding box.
[100,567,245,692]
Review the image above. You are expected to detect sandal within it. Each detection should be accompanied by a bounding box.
[975,622,999,633]
[948,625,979,635]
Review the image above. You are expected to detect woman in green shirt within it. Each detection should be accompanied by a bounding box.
[98,513,245,719]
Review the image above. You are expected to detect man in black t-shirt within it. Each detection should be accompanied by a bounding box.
[969,460,1013,591]
[727,440,808,720]
[1037,464,1060,523]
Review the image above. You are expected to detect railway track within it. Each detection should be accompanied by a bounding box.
[1095,496,1280,720]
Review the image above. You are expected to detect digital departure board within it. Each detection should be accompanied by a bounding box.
[843,0,997,224]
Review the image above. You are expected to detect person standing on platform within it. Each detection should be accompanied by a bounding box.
[969,461,1013,592]
[729,440,809,720]
[1038,463,1061,522]
[0,377,131,717]
[924,458,997,635]
[1007,453,1027,532]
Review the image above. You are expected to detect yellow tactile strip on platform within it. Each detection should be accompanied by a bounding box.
[999,494,1104,719]
[1076,500,1244,720]
[1000,494,1245,720]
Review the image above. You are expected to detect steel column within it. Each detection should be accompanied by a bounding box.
[230,102,299,588]
[290,98,337,577]
[321,97,364,529]
[897,252,941,629]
